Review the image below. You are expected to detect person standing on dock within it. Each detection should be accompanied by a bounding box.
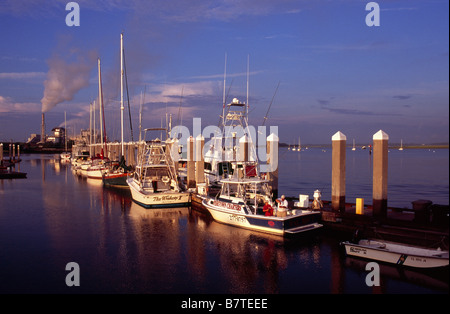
[275,195,288,217]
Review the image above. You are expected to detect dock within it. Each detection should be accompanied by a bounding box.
[191,193,449,248]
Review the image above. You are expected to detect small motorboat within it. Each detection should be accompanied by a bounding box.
[341,239,449,269]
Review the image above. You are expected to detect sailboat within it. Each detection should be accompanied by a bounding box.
[352,139,356,151]
[103,33,133,188]
[85,58,110,179]
[399,139,404,151]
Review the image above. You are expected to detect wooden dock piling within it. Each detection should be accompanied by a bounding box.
[187,136,196,188]
[332,131,346,212]
[267,133,279,199]
[195,135,205,185]
[372,130,389,219]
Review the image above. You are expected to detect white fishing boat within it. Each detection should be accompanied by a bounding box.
[341,239,449,269]
[127,129,190,208]
[202,177,323,236]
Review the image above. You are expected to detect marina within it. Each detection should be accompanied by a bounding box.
[1,2,448,301]
[0,147,448,294]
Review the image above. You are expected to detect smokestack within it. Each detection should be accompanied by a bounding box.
[41,113,46,143]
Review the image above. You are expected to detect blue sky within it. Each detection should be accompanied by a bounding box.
[0,0,448,145]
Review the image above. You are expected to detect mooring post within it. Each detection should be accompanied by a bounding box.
[332,131,346,212]
[267,133,279,200]
[239,134,249,162]
[372,130,389,219]
[195,135,205,185]
[187,136,196,188]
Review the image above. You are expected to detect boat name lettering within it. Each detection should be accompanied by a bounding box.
[229,215,247,223]
[213,200,241,211]
[349,247,367,255]
[152,195,183,202]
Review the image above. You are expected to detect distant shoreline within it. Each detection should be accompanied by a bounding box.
[279,143,449,149]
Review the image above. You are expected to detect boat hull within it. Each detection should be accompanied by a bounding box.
[103,172,129,188]
[127,178,191,208]
[342,240,449,269]
[202,198,322,236]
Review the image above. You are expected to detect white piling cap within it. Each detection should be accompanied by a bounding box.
[373,130,389,140]
[267,133,279,142]
[332,131,347,141]
[239,134,248,142]
[196,134,204,141]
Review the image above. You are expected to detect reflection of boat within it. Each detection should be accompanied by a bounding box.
[127,129,190,208]
[0,168,27,179]
[345,255,449,292]
[341,239,449,269]
[202,177,322,236]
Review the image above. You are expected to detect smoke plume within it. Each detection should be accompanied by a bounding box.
[41,49,96,113]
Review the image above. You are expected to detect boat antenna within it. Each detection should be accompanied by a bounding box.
[262,81,280,126]
[177,86,184,128]
[246,54,249,122]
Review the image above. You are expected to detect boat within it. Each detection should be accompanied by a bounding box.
[60,112,71,161]
[202,176,323,236]
[341,239,449,269]
[103,33,134,188]
[352,139,356,151]
[127,128,190,208]
[399,139,404,151]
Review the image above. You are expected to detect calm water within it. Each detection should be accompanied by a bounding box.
[0,149,448,295]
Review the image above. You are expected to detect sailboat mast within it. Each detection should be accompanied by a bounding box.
[98,58,103,150]
[120,32,125,158]
[222,53,227,128]
[98,58,107,157]
[64,111,67,152]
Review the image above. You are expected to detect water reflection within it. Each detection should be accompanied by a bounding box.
[0,154,447,294]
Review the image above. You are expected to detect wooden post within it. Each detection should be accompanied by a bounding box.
[239,135,249,162]
[373,130,389,219]
[267,133,279,199]
[187,136,196,188]
[332,131,346,212]
[195,135,205,185]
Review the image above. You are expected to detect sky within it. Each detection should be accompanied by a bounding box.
[0,0,448,145]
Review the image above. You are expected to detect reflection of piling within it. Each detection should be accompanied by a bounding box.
[195,135,205,185]
[332,131,346,212]
[267,133,279,199]
[373,130,389,219]
[187,136,195,188]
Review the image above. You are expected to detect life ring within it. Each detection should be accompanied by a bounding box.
[162,176,170,184]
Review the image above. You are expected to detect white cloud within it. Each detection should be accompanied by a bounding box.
[0,95,41,113]
[0,72,46,79]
